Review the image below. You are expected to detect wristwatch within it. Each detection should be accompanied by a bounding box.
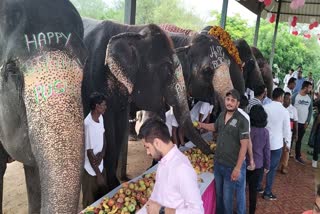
[159,206,165,214]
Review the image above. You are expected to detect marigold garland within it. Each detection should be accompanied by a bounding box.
[208,26,242,67]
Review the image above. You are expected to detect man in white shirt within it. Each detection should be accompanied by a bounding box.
[292,81,313,164]
[137,118,204,214]
[280,92,298,174]
[283,77,296,95]
[82,92,107,208]
[272,72,280,90]
[283,69,294,88]
[165,107,179,146]
[260,88,291,200]
[190,101,214,123]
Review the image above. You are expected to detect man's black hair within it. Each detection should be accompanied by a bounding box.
[288,77,296,85]
[284,92,291,97]
[254,84,266,97]
[301,81,312,90]
[290,68,294,72]
[89,92,106,111]
[138,117,171,144]
[272,88,284,100]
[239,95,248,110]
[249,105,267,128]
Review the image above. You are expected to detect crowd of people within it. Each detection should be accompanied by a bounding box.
[80,65,319,214]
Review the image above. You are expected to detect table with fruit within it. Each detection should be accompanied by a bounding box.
[82,133,216,214]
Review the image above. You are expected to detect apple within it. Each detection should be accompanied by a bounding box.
[125,189,131,196]
[127,203,136,212]
[129,183,135,190]
[107,199,115,207]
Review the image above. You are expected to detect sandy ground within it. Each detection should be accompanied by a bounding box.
[2,140,151,214]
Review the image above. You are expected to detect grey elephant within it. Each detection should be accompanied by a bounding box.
[0,0,87,213]
[82,21,213,191]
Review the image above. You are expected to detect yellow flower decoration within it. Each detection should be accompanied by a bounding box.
[208,26,242,67]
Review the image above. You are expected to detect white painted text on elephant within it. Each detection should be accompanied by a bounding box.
[33,80,78,104]
[25,32,72,52]
[209,45,230,69]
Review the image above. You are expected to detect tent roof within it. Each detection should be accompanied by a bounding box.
[237,0,320,24]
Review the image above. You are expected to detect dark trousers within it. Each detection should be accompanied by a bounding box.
[296,123,306,159]
[313,125,320,161]
[82,169,108,209]
[247,168,264,214]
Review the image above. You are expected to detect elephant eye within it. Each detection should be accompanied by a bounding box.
[203,67,212,75]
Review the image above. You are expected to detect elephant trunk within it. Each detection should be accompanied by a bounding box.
[23,51,84,213]
[212,63,234,109]
[166,55,211,154]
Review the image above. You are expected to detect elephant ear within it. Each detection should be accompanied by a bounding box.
[105,32,143,94]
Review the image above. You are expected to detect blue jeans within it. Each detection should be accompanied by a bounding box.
[236,162,246,214]
[264,148,282,194]
[214,162,237,214]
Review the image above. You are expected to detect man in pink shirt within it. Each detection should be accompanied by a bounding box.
[137,118,204,214]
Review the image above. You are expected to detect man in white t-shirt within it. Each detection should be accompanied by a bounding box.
[283,69,294,89]
[280,92,298,174]
[283,77,296,95]
[190,101,214,123]
[82,92,107,208]
[272,72,280,90]
[165,107,179,146]
[292,81,313,164]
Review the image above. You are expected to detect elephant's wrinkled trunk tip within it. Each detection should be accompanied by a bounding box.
[105,48,134,94]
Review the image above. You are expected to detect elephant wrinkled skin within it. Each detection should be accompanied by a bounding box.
[0,0,87,213]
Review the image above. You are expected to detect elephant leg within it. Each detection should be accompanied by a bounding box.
[0,161,6,214]
[24,165,41,214]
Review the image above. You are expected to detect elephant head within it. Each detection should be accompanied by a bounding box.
[251,47,273,97]
[0,0,86,213]
[234,39,264,91]
[105,24,211,154]
[172,33,245,111]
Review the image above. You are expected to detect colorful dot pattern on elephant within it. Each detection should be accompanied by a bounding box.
[213,63,234,99]
[22,50,84,212]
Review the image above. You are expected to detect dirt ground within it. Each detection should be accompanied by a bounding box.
[2,140,151,214]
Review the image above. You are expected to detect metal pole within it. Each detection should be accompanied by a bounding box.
[124,0,136,24]
[220,0,229,29]
[269,0,282,66]
[253,3,262,47]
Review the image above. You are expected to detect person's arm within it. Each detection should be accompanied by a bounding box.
[198,122,215,131]
[263,129,271,173]
[231,138,249,181]
[96,134,106,166]
[306,97,313,125]
[247,137,255,170]
[283,110,292,150]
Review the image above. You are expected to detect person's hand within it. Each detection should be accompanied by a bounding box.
[264,168,269,174]
[231,168,240,181]
[293,134,298,143]
[146,200,161,214]
[284,146,290,152]
[304,123,309,130]
[97,174,106,187]
[247,160,255,171]
[95,152,104,166]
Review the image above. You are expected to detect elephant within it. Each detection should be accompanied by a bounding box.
[0,0,87,213]
[251,47,273,97]
[0,142,9,214]
[234,39,265,93]
[82,21,212,191]
[167,30,245,112]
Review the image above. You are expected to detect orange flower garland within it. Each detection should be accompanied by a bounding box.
[208,26,242,67]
